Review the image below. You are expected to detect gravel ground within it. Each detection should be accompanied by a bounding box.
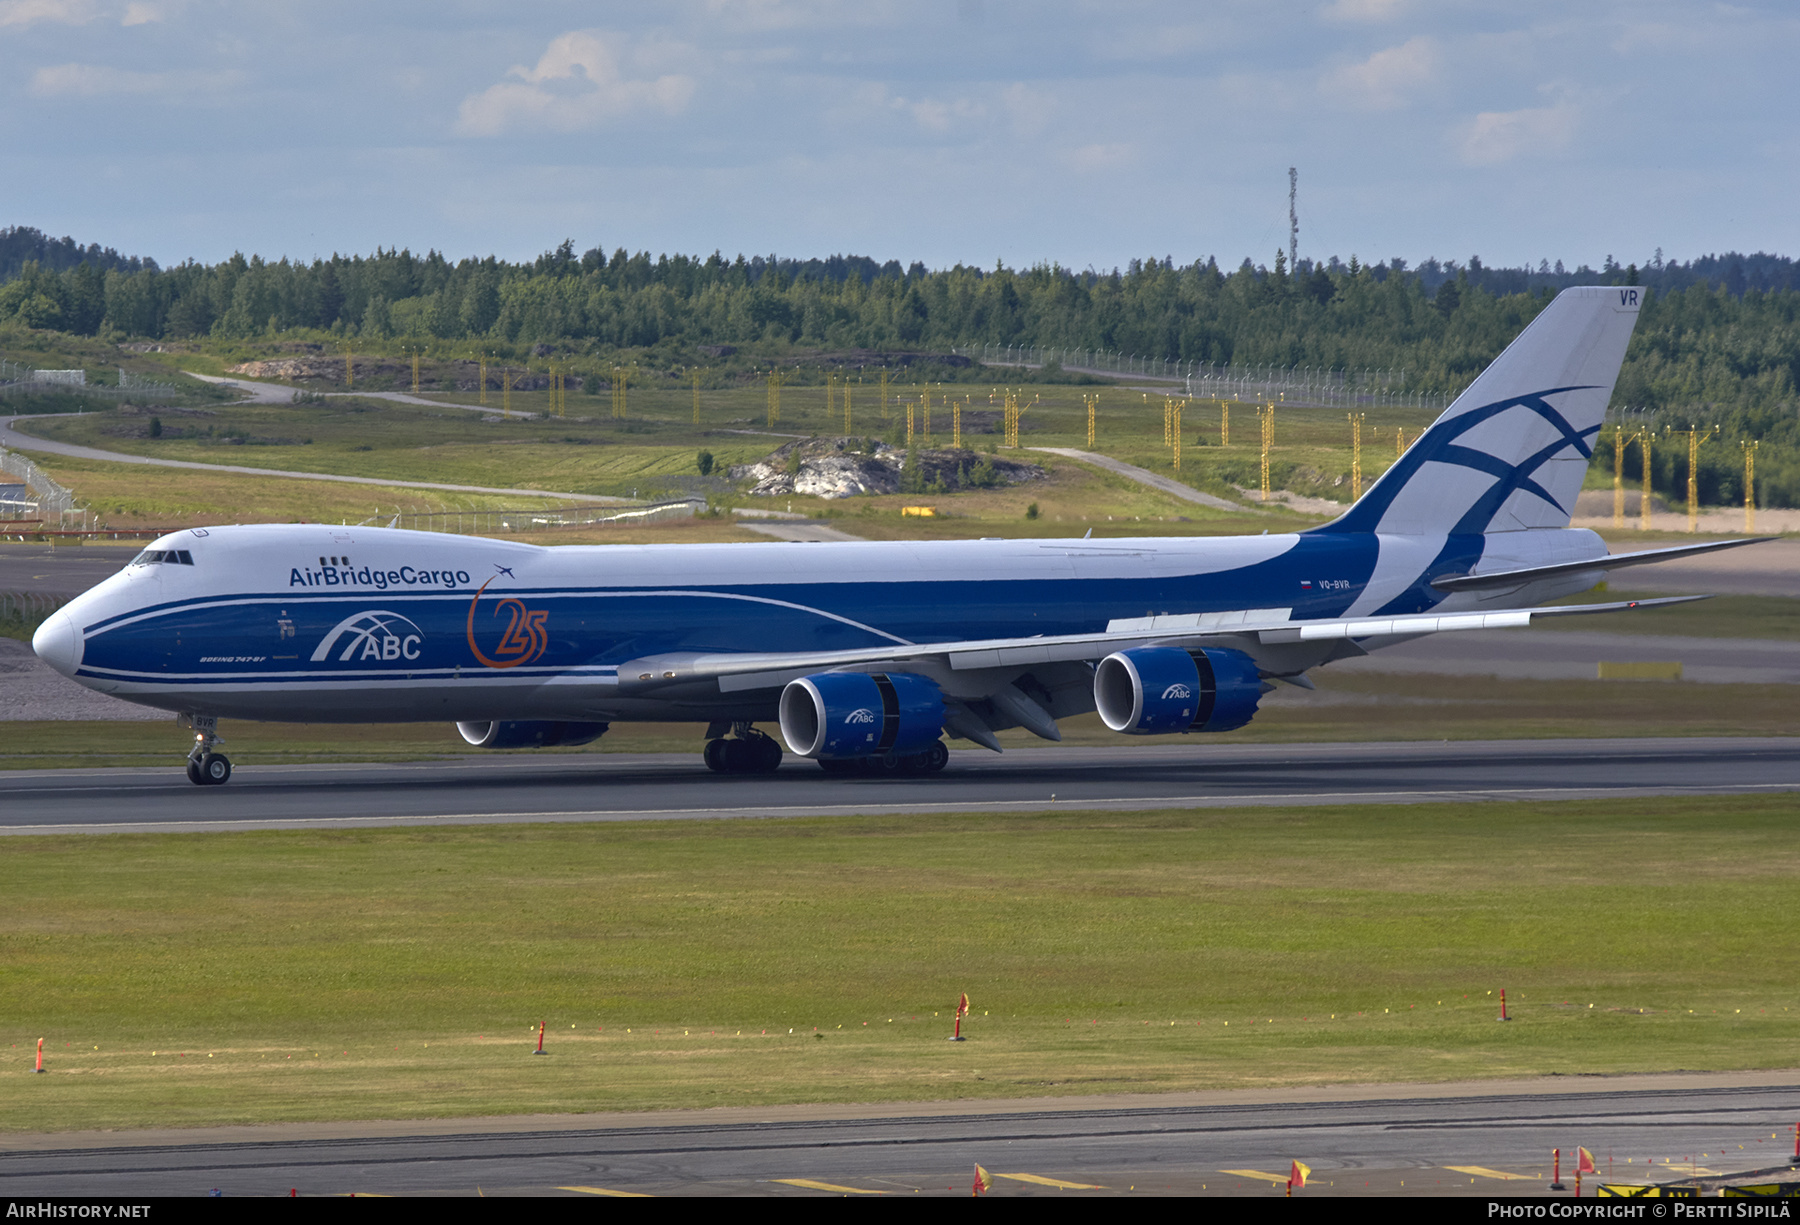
[0,637,167,721]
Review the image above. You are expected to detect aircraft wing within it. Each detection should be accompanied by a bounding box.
[615,595,1704,695]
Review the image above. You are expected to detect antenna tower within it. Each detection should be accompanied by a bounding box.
[1288,167,1298,273]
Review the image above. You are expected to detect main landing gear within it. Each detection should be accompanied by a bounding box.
[702,723,784,775]
[816,741,949,776]
[181,713,232,786]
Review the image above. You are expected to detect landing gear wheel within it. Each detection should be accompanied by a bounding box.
[198,753,231,785]
[721,739,756,773]
[846,741,948,777]
[181,714,227,785]
[703,730,783,775]
[894,751,930,776]
[748,734,783,773]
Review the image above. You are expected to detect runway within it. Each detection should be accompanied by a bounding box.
[4,737,1797,835]
[5,1075,1798,1196]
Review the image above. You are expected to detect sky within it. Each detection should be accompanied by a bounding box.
[4,0,1797,273]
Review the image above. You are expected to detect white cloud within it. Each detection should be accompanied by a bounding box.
[906,95,984,133]
[0,0,94,27]
[121,1,162,24]
[1457,101,1578,166]
[1320,35,1439,110]
[1062,142,1137,174]
[454,31,697,137]
[29,62,240,96]
[1000,82,1053,139]
[1321,0,1408,22]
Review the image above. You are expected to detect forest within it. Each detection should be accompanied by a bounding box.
[3,227,1799,505]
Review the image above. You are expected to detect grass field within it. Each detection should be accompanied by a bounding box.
[5,795,1800,1133]
[19,436,1320,539]
[16,405,777,502]
[11,454,555,529]
[8,377,1430,519]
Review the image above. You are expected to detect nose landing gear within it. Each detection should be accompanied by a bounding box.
[180,714,232,786]
[702,723,784,774]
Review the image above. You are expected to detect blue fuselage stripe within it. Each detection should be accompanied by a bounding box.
[69,531,1484,688]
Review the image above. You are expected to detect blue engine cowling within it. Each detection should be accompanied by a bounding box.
[1093,647,1263,735]
[778,671,945,760]
[455,721,610,749]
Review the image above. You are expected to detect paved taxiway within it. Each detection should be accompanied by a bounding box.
[5,1076,1798,1196]
[4,737,1796,835]
[0,540,135,596]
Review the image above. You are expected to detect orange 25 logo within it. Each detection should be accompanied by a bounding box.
[465,578,549,669]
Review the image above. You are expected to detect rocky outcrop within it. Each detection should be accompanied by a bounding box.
[730,438,900,498]
[228,358,340,381]
[729,436,1045,498]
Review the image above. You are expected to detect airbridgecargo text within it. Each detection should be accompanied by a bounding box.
[1490,1205,1791,1219]
[289,565,471,590]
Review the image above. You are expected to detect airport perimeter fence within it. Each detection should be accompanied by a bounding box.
[0,359,180,402]
[0,445,93,531]
[0,590,67,632]
[957,344,1456,412]
[392,496,705,535]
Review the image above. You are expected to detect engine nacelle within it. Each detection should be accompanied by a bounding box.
[455,721,610,749]
[1094,646,1263,735]
[778,671,945,760]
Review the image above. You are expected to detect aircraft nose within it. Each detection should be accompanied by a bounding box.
[32,610,81,677]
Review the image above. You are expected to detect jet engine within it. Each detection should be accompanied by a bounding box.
[455,721,610,749]
[1093,646,1263,735]
[778,671,945,760]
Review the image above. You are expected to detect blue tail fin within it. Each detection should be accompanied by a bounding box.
[1316,286,1643,536]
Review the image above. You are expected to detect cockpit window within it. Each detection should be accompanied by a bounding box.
[130,549,195,566]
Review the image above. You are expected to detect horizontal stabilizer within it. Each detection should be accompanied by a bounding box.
[1430,536,1774,593]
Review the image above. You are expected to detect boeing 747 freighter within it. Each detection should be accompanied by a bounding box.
[32,287,1760,783]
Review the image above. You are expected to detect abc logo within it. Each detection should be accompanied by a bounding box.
[1161,683,1193,700]
[845,708,877,724]
[311,610,425,664]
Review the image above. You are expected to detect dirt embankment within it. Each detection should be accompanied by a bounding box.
[226,358,583,394]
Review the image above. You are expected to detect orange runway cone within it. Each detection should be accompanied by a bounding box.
[34,1038,44,1074]
[950,993,969,1042]
[533,1020,547,1055]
